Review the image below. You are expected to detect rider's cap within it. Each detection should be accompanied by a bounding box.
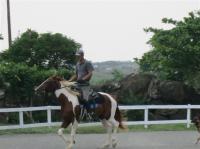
[75,48,84,56]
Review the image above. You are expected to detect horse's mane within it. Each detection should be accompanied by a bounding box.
[51,76,80,96]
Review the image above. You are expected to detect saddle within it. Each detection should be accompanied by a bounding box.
[69,84,104,120]
[71,85,104,108]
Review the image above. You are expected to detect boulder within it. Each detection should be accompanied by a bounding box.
[94,73,200,104]
[118,73,155,98]
[148,80,200,104]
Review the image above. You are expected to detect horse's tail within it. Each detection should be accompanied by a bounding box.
[115,105,126,129]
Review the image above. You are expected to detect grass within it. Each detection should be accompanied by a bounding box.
[0,124,197,135]
[128,124,196,132]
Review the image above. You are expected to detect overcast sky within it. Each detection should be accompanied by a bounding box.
[0,0,199,62]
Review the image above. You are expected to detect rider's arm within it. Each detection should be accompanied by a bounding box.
[82,61,94,81]
[68,74,77,82]
[82,70,93,81]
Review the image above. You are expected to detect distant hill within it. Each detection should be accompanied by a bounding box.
[91,61,139,85]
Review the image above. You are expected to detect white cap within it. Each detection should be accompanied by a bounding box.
[75,48,84,56]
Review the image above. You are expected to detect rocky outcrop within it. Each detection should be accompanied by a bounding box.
[147,79,200,104]
[96,73,200,104]
[94,73,200,120]
[119,73,155,98]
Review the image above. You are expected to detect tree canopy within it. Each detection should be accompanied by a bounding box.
[0,29,80,107]
[1,29,80,69]
[137,11,200,89]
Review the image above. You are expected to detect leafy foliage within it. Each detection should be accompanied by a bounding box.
[0,62,71,106]
[137,11,200,88]
[0,29,80,107]
[1,29,80,69]
[111,69,124,82]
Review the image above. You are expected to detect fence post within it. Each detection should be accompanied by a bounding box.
[47,106,52,127]
[144,106,149,128]
[187,104,191,128]
[19,111,24,128]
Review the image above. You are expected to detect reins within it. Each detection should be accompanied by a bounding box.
[56,82,80,96]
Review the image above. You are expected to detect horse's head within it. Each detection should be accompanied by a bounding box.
[35,76,63,93]
[192,115,200,125]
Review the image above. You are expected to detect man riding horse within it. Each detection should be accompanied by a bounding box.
[68,48,94,108]
[35,48,125,149]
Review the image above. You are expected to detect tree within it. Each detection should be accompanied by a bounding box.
[137,11,200,88]
[0,29,80,107]
[1,29,81,69]
[111,69,124,81]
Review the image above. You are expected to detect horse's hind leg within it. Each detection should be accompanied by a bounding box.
[99,119,112,149]
[109,119,119,148]
[196,136,200,144]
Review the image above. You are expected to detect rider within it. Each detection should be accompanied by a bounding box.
[68,48,94,102]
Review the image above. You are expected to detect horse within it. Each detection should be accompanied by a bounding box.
[35,76,125,149]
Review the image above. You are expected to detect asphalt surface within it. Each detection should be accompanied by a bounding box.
[0,131,200,149]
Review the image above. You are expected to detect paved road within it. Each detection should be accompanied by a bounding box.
[0,131,200,149]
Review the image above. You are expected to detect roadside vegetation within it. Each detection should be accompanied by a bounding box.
[0,124,197,135]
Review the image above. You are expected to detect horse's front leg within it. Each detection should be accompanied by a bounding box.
[58,120,72,144]
[67,119,78,149]
[58,128,70,144]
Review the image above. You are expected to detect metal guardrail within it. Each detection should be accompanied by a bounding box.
[0,104,198,130]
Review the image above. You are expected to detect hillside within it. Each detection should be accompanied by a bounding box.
[91,61,139,85]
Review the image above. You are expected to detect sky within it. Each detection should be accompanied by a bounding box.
[0,0,199,62]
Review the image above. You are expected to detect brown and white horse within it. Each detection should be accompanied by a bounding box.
[35,76,124,149]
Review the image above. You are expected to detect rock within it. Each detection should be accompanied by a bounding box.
[93,72,200,121]
[148,80,200,104]
[119,73,155,98]
[93,73,200,104]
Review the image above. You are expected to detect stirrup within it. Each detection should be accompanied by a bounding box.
[80,107,94,122]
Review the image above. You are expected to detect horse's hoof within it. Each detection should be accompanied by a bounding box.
[112,139,118,148]
[73,140,76,144]
[67,143,73,149]
[97,144,110,149]
[112,141,117,148]
[112,139,117,148]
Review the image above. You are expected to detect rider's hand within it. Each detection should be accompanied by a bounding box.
[77,79,85,84]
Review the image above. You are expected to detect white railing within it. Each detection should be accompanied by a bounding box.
[0,104,198,130]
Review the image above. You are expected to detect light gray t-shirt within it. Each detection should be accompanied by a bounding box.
[76,60,94,82]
